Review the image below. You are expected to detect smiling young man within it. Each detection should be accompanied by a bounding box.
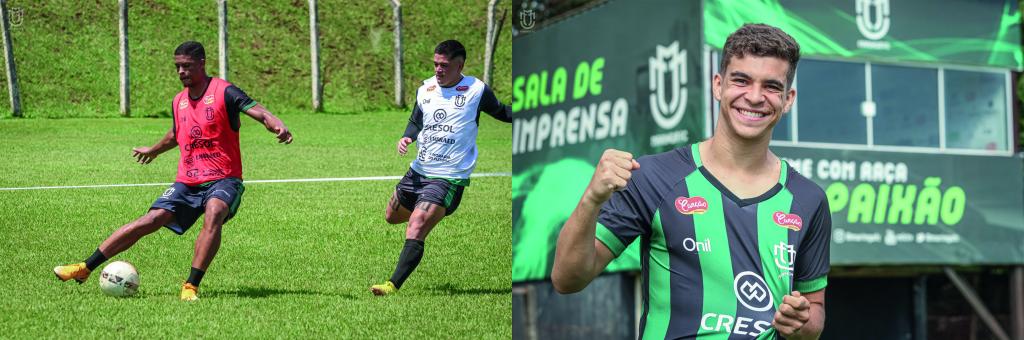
[370,40,513,295]
[54,41,293,301]
[552,24,831,339]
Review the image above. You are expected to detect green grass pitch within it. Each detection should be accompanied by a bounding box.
[0,110,511,338]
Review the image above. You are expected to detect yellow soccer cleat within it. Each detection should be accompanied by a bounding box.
[53,262,91,284]
[370,281,397,296]
[180,282,199,302]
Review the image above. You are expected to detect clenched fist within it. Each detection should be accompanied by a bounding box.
[773,291,811,337]
[583,149,640,205]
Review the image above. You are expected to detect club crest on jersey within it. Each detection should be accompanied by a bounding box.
[203,95,215,105]
[675,196,708,215]
[178,99,188,109]
[454,94,466,107]
[205,107,215,121]
[427,85,437,91]
[773,212,803,231]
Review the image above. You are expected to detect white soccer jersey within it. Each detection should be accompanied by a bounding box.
[407,75,511,181]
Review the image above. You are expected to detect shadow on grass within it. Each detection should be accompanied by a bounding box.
[426,283,511,296]
[205,286,358,300]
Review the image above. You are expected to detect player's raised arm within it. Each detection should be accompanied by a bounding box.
[244,104,293,144]
[132,127,178,165]
[478,85,512,123]
[552,149,640,293]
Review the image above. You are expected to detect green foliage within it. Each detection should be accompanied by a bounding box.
[0,0,512,118]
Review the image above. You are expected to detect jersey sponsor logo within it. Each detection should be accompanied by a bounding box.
[454,94,466,108]
[189,126,203,139]
[456,85,469,91]
[734,271,773,312]
[187,168,225,178]
[421,98,430,105]
[433,109,447,122]
[700,313,771,337]
[423,124,455,133]
[184,156,194,167]
[773,241,795,278]
[195,152,222,161]
[203,94,215,105]
[681,237,711,253]
[675,196,708,215]
[179,99,189,109]
[183,139,216,152]
[418,152,453,162]
[205,107,215,121]
[161,187,176,198]
[425,135,456,145]
[773,211,803,231]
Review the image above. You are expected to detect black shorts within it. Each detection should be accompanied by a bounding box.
[395,168,465,216]
[150,177,245,235]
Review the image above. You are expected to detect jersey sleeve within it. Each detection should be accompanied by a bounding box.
[478,85,512,123]
[794,197,831,293]
[595,161,658,257]
[225,85,257,131]
[403,98,424,140]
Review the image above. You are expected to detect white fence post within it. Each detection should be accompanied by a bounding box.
[218,0,228,81]
[309,0,322,111]
[391,0,403,107]
[118,0,129,116]
[0,0,21,117]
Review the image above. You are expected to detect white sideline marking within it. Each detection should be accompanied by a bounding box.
[0,172,512,191]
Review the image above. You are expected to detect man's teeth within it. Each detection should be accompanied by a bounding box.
[738,109,766,118]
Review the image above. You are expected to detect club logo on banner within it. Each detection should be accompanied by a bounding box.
[520,9,536,30]
[648,41,687,130]
[855,0,891,50]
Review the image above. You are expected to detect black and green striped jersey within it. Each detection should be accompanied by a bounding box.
[595,144,831,339]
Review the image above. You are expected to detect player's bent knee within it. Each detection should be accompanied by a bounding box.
[384,212,401,224]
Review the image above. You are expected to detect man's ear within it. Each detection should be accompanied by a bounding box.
[783,86,796,113]
[711,73,723,102]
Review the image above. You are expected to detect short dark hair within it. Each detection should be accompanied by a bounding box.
[434,40,466,61]
[720,24,800,87]
[174,41,206,61]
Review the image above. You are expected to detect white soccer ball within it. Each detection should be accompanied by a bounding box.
[98,261,139,297]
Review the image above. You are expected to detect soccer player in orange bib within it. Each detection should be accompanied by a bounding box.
[54,41,293,301]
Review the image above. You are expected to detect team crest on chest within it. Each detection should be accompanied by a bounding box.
[454,94,466,107]
[427,85,437,91]
[773,212,803,231]
[205,107,215,121]
[675,196,708,215]
[203,95,215,105]
[178,99,188,109]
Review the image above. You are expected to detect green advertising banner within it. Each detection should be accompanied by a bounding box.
[512,0,704,282]
[705,0,1022,70]
[773,146,1024,265]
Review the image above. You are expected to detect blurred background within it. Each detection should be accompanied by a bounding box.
[511,0,1024,339]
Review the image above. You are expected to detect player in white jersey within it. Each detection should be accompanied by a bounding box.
[371,40,512,295]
